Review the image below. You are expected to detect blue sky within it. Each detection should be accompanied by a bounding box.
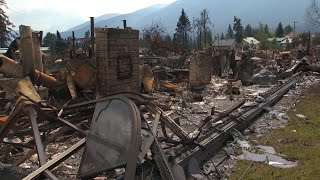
[6,0,175,32]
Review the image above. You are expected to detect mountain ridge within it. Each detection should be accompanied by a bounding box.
[62,0,310,38]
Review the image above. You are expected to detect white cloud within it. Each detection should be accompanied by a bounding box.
[6,0,175,32]
[7,0,176,19]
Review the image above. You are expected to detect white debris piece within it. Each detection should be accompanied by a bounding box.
[295,114,307,119]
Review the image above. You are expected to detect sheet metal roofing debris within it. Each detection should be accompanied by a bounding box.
[237,149,298,169]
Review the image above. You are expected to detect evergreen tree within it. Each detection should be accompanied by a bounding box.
[244,24,253,37]
[82,30,90,52]
[204,30,213,44]
[0,0,16,47]
[56,30,67,57]
[175,8,192,51]
[220,33,225,40]
[255,24,269,49]
[43,32,57,59]
[164,34,173,49]
[275,22,284,38]
[233,16,244,45]
[226,24,234,39]
[264,24,269,34]
[284,25,293,35]
[252,27,259,37]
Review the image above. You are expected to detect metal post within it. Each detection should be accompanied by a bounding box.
[293,21,296,39]
[122,20,127,29]
[72,31,76,60]
[90,17,95,57]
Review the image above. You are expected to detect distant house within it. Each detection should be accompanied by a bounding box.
[213,39,236,51]
[243,37,260,49]
[280,38,292,46]
[0,47,50,54]
[268,37,292,46]
[0,48,7,55]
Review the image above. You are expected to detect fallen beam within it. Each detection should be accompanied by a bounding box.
[0,55,59,88]
[198,99,246,129]
[22,138,86,180]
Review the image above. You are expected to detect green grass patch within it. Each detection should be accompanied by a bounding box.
[230,85,320,180]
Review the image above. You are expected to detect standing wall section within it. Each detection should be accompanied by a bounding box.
[95,28,140,96]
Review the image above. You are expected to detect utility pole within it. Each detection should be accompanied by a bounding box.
[72,31,76,60]
[293,21,297,47]
[293,21,296,39]
[90,17,95,58]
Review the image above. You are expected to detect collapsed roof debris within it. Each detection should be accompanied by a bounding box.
[0,19,320,180]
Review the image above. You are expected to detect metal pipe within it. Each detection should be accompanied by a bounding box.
[122,20,127,29]
[72,31,76,60]
[90,17,95,57]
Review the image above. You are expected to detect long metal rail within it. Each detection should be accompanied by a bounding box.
[177,72,303,168]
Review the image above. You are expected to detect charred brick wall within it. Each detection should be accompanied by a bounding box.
[95,28,140,96]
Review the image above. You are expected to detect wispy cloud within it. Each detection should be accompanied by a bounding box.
[6,0,175,32]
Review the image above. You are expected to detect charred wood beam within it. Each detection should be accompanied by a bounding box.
[14,126,74,166]
[198,99,246,129]
[8,113,92,137]
[28,107,59,180]
[22,138,86,180]
[0,55,59,88]
[0,102,26,141]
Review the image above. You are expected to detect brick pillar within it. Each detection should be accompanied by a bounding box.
[95,28,140,96]
[189,48,213,87]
